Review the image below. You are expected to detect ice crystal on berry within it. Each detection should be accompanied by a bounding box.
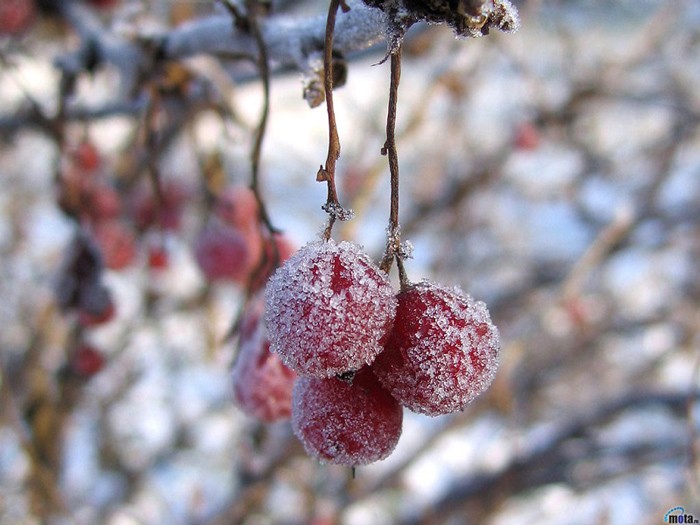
[372,280,500,416]
[291,368,403,465]
[264,239,396,377]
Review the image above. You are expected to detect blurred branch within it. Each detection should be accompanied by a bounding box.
[397,389,700,525]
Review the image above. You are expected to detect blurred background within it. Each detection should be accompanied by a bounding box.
[0,0,698,524]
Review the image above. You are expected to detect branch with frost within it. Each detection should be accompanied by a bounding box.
[51,0,518,95]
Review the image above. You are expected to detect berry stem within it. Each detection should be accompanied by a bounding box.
[380,47,408,289]
[241,0,279,236]
[318,0,346,240]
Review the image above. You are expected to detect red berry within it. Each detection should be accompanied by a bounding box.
[131,180,189,232]
[193,221,252,283]
[72,344,105,378]
[371,280,500,416]
[92,220,137,270]
[250,232,296,292]
[147,241,169,270]
[214,186,259,231]
[77,283,115,326]
[291,368,403,465]
[513,121,540,151]
[231,297,296,422]
[73,140,102,173]
[86,183,122,223]
[0,0,36,36]
[264,239,396,378]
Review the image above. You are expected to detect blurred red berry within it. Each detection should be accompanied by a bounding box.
[214,185,259,231]
[231,297,296,422]
[0,0,36,36]
[147,242,170,270]
[250,232,296,292]
[77,284,115,327]
[92,220,137,270]
[193,221,252,283]
[72,344,106,378]
[513,121,540,151]
[131,180,189,232]
[73,140,102,173]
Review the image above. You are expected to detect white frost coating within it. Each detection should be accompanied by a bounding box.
[372,279,500,416]
[264,239,396,377]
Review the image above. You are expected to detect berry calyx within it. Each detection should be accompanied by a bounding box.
[371,280,500,416]
[264,239,396,377]
[231,297,296,422]
[291,367,403,465]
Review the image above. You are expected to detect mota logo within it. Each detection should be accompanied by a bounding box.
[665,507,699,524]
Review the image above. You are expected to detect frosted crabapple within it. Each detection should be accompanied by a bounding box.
[371,280,500,416]
[264,239,396,377]
[231,297,296,422]
[291,367,402,465]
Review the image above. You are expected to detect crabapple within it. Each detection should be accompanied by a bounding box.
[77,282,115,327]
[0,0,36,36]
[231,297,296,422]
[72,140,102,173]
[84,183,122,223]
[291,367,403,465]
[371,280,500,416]
[193,221,252,283]
[131,180,189,232]
[92,220,137,270]
[250,232,296,292]
[71,343,106,378]
[264,239,396,377]
[146,241,169,270]
[214,185,259,231]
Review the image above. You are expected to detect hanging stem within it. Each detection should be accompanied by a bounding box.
[318,0,350,240]
[245,1,276,233]
[380,48,408,287]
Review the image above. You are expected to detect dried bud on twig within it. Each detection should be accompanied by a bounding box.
[363,0,520,52]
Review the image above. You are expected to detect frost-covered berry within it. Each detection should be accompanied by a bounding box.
[231,297,296,422]
[372,280,499,416]
[264,239,396,377]
[291,368,402,465]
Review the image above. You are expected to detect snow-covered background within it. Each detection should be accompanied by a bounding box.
[0,1,698,524]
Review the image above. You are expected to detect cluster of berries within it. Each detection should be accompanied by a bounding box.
[231,239,500,466]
